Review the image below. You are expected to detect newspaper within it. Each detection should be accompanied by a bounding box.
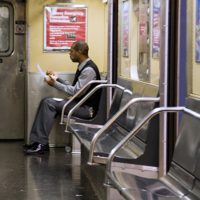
[36,64,63,101]
[36,64,46,78]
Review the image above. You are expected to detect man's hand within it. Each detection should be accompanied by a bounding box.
[45,74,58,86]
[46,70,55,76]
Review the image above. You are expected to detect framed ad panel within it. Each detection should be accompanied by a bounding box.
[44,5,87,52]
[152,0,160,59]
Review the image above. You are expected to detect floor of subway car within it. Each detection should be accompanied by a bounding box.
[0,141,99,200]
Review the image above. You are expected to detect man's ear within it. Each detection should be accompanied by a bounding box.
[78,50,82,54]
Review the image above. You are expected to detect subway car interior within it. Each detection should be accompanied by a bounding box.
[1,0,200,199]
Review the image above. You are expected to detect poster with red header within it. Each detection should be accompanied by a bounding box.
[44,5,87,51]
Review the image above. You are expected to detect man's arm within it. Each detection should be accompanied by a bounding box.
[46,70,71,85]
[52,67,96,96]
[56,78,71,85]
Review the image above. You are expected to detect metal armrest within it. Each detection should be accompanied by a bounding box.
[105,106,200,176]
[65,84,128,129]
[87,97,160,165]
[60,80,107,124]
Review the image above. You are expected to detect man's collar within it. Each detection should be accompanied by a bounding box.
[78,58,91,70]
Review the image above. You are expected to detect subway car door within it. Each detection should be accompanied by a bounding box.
[0,0,26,139]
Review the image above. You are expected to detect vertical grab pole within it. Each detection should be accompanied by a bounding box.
[107,0,114,117]
[159,0,170,177]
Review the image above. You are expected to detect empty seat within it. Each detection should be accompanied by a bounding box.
[106,104,200,200]
[67,86,159,165]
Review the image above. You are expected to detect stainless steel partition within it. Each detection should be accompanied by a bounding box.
[26,73,74,146]
[0,0,26,139]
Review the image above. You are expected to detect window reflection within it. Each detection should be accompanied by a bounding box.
[118,0,160,86]
[0,6,9,52]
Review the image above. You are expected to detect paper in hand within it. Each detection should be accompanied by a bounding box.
[36,64,46,77]
[36,64,50,81]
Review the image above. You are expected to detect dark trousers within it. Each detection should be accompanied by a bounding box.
[30,97,91,144]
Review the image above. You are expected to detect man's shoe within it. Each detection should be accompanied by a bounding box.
[24,143,49,155]
[23,143,36,150]
[23,142,49,150]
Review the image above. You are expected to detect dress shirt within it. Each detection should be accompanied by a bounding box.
[53,58,97,96]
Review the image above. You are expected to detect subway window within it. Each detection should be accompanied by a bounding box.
[186,0,200,97]
[118,0,160,86]
[192,0,200,96]
[0,3,13,56]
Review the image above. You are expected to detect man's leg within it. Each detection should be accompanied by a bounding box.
[24,98,67,154]
[29,97,67,144]
[56,100,92,119]
[24,97,92,154]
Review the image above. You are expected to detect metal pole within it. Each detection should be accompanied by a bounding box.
[107,0,114,85]
[107,0,114,116]
[159,0,170,177]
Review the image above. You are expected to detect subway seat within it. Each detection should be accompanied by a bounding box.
[105,100,200,200]
[66,83,160,167]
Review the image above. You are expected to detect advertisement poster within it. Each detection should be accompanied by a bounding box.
[152,0,160,59]
[139,2,148,53]
[44,6,87,51]
[121,0,129,57]
[196,0,200,62]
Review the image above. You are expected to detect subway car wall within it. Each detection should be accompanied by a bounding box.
[1,1,200,200]
[0,0,108,145]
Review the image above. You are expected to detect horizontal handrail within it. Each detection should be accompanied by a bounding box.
[87,96,160,165]
[65,84,131,130]
[60,80,107,124]
[105,106,200,175]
